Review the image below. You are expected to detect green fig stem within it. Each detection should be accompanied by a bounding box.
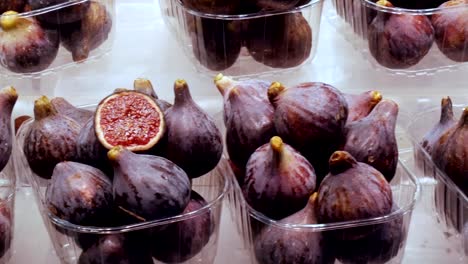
[214,73,236,97]
[440,96,454,124]
[376,0,394,7]
[309,192,318,205]
[329,151,357,175]
[134,78,158,99]
[370,91,382,107]
[0,86,18,102]
[270,136,284,153]
[33,96,58,120]
[173,79,193,106]
[459,107,468,127]
[0,11,20,30]
[268,82,286,105]
[107,146,125,162]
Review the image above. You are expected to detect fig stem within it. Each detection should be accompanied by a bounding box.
[376,0,394,7]
[268,82,286,105]
[33,96,58,120]
[270,136,284,153]
[459,107,468,127]
[107,146,124,161]
[440,96,454,124]
[0,86,18,100]
[214,73,235,96]
[173,79,192,106]
[370,91,382,106]
[329,151,357,175]
[309,192,318,204]
[134,78,158,99]
[0,11,20,30]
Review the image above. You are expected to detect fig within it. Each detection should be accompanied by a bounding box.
[343,99,399,182]
[45,161,113,226]
[109,146,191,221]
[0,11,59,73]
[182,0,241,14]
[51,97,94,126]
[268,81,348,178]
[0,0,26,13]
[245,13,312,68]
[60,1,112,62]
[151,191,214,263]
[0,204,12,259]
[94,90,166,152]
[243,136,316,220]
[254,193,334,264]
[23,96,81,179]
[165,79,223,179]
[28,0,90,25]
[0,86,17,172]
[133,78,172,113]
[368,0,434,69]
[432,0,468,62]
[189,17,242,71]
[78,234,153,264]
[253,0,301,11]
[344,90,382,123]
[432,107,468,195]
[316,151,393,239]
[14,115,31,134]
[420,96,456,156]
[215,74,276,171]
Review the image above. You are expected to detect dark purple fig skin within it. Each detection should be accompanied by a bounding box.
[432,107,468,195]
[268,82,348,178]
[0,0,26,13]
[28,0,90,26]
[182,0,240,14]
[78,234,154,264]
[215,74,276,171]
[243,136,316,220]
[23,96,81,179]
[343,99,399,182]
[151,191,214,263]
[432,0,468,62]
[253,0,301,11]
[165,80,223,179]
[59,1,112,62]
[0,204,12,259]
[246,13,312,68]
[254,193,334,264]
[0,15,59,73]
[368,0,434,69]
[109,146,191,222]
[50,97,94,126]
[317,151,393,239]
[133,78,172,113]
[45,161,113,226]
[0,87,17,172]
[344,90,382,124]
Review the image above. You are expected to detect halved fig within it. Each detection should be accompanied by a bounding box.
[94,91,166,152]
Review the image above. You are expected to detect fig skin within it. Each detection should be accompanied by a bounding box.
[28,0,90,25]
[165,79,223,179]
[268,82,348,178]
[182,0,241,14]
[215,74,276,172]
[243,136,317,220]
[254,193,334,264]
[78,234,154,264]
[151,191,214,263]
[0,0,26,14]
[50,97,94,126]
[432,0,468,62]
[15,115,31,135]
[45,161,113,226]
[246,13,312,69]
[0,204,12,259]
[317,151,393,239]
[432,107,468,195]
[368,0,434,69]
[23,96,81,179]
[343,99,399,182]
[0,11,59,73]
[60,1,112,62]
[344,90,382,124]
[133,78,172,113]
[109,146,191,222]
[0,87,17,172]
[253,0,301,11]
[189,17,242,71]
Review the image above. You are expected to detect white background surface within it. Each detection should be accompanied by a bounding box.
[5,0,468,263]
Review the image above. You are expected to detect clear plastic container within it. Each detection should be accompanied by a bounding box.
[14,104,231,264]
[0,156,16,264]
[405,104,468,261]
[159,0,324,77]
[330,0,468,76]
[0,0,115,78]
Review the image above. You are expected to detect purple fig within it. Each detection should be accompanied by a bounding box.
[268,81,348,178]
[0,204,12,259]
[215,74,276,171]
[165,79,223,179]
[50,97,94,126]
[28,0,90,26]
[133,78,172,113]
[0,11,59,73]
[254,193,334,264]
[23,96,81,179]
[316,151,393,239]
[151,191,214,263]
[343,99,399,182]
[0,0,26,14]
[243,136,316,220]
[253,0,301,11]
[108,146,191,222]
[344,90,382,123]
[0,86,17,172]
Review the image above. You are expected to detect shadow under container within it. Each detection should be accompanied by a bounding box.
[159,0,324,77]
[406,104,468,261]
[0,0,115,78]
[330,0,468,76]
[14,105,231,264]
